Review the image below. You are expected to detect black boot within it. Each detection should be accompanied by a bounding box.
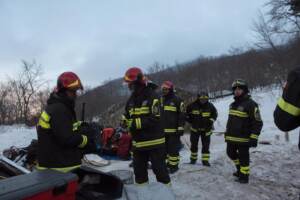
[236,174,249,184]
[168,166,179,174]
[190,160,196,164]
[202,161,211,167]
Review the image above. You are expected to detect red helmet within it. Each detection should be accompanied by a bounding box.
[57,72,83,91]
[124,67,146,84]
[161,81,174,90]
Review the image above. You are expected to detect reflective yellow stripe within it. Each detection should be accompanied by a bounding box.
[73,121,82,131]
[202,112,211,117]
[41,111,50,121]
[164,106,177,112]
[132,138,165,148]
[250,134,258,139]
[190,155,197,159]
[38,111,51,129]
[225,136,249,142]
[192,110,200,115]
[129,107,150,115]
[240,166,250,175]
[164,129,177,133]
[191,152,197,159]
[177,127,184,131]
[233,159,240,165]
[36,164,81,173]
[168,156,179,161]
[168,160,179,165]
[209,118,215,122]
[38,119,50,129]
[278,97,300,116]
[229,109,249,118]
[78,135,88,148]
[191,127,198,132]
[206,131,212,136]
[152,99,160,117]
[202,154,210,161]
[135,118,142,129]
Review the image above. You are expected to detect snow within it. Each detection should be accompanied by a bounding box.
[0,87,300,200]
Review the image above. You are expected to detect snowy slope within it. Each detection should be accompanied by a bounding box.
[0,87,299,200]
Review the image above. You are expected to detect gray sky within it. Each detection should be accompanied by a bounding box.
[0,0,268,88]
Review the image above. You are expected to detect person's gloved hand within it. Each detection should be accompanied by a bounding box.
[249,139,258,148]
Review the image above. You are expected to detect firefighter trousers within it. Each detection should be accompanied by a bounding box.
[165,134,181,169]
[226,143,250,177]
[133,147,171,185]
[190,131,211,162]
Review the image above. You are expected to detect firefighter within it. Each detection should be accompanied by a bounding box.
[122,67,171,185]
[186,91,217,166]
[36,72,96,172]
[225,79,263,184]
[274,67,300,149]
[160,81,185,173]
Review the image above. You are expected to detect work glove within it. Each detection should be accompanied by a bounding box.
[249,139,258,148]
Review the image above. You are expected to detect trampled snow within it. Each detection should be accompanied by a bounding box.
[0,86,299,200]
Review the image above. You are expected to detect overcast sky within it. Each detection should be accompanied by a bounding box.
[0,0,268,88]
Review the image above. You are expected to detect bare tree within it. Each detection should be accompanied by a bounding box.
[10,60,47,123]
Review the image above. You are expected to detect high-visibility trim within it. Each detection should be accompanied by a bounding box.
[233,159,240,165]
[240,166,250,175]
[225,136,249,142]
[209,118,215,122]
[202,153,210,161]
[206,131,212,136]
[164,106,177,112]
[250,134,258,139]
[277,97,300,117]
[191,127,198,132]
[164,129,177,133]
[192,110,200,115]
[127,119,133,128]
[152,99,160,117]
[190,155,197,160]
[41,111,50,121]
[229,109,249,118]
[36,164,81,173]
[191,152,198,156]
[177,127,184,131]
[168,156,179,161]
[132,138,165,148]
[78,135,88,148]
[168,160,179,166]
[129,107,150,115]
[73,121,82,131]
[38,119,50,129]
[38,111,51,129]
[135,118,142,129]
[202,112,211,117]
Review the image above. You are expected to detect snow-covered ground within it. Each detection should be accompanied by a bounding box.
[0,87,299,200]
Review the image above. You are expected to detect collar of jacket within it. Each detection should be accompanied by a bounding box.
[47,92,76,111]
[234,94,250,102]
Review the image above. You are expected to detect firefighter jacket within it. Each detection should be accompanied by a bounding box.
[123,85,165,150]
[186,100,218,135]
[274,67,300,131]
[36,92,88,172]
[225,94,263,145]
[160,92,185,135]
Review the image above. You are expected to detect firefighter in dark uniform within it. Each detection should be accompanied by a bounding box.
[225,79,263,184]
[274,67,300,149]
[122,67,171,185]
[36,72,94,172]
[160,81,185,173]
[186,91,218,166]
